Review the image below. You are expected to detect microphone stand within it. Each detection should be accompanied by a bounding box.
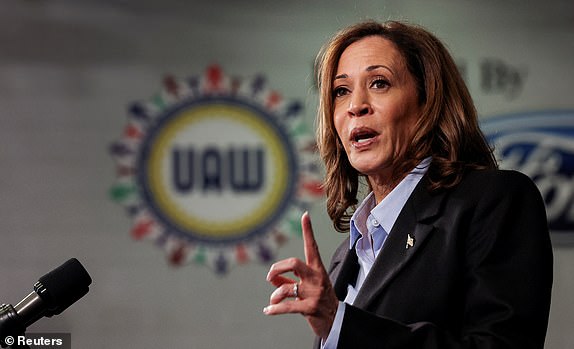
[0,304,30,349]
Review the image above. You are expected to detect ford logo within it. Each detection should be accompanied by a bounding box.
[481,110,574,243]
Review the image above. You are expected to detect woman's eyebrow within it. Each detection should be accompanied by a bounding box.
[366,64,394,75]
[334,65,394,81]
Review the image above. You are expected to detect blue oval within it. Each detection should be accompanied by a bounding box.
[481,110,574,240]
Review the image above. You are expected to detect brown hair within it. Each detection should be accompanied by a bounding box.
[315,20,497,232]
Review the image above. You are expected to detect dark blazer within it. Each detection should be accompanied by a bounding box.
[317,169,553,349]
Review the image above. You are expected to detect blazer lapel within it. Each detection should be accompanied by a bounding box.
[332,243,360,301]
[352,177,446,309]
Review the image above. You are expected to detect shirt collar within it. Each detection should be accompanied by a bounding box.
[349,157,431,249]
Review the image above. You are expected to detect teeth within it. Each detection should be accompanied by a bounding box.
[357,137,372,143]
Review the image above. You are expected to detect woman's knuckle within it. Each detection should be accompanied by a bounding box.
[288,257,300,268]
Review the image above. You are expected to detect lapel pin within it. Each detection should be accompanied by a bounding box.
[406,234,415,249]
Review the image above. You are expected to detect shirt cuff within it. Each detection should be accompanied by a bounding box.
[321,301,346,349]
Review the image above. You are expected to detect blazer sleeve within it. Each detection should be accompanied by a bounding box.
[335,171,553,349]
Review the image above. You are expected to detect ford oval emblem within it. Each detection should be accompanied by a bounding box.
[481,110,574,243]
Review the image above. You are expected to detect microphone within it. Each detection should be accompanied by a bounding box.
[0,258,92,347]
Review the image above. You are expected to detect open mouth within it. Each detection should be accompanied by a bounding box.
[350,128,379,143]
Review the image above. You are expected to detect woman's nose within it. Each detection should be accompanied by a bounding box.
[347,92,372,117]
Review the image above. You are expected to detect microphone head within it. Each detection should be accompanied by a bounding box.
[35,258,92,316]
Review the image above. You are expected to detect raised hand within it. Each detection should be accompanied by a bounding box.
[264,211,338,340]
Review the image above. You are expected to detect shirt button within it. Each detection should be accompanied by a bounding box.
[372,219,380,227]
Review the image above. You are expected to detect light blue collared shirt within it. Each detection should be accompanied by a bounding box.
[322,158,431,348]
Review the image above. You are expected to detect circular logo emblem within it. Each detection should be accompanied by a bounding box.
[139,96,297,243]
[109,65,323,273]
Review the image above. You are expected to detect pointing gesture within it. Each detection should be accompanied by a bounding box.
[264,212,338,340]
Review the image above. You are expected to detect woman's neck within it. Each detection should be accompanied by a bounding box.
[368,174,404,204]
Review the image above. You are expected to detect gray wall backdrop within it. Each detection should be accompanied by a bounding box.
[1,0,573,348]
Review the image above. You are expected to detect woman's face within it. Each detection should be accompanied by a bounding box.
[333,35,421,182]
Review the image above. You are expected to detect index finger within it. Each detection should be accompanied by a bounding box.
[302,211,323,267]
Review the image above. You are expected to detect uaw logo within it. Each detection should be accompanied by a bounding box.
[109,65,323,273]
[481,110,574,242]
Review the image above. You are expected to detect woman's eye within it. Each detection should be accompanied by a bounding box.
[333,87,349,98]
[371,79,390,89]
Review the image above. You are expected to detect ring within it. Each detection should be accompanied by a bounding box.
[293,283,299,299]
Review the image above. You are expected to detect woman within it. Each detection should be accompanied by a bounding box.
[264,20,552,348]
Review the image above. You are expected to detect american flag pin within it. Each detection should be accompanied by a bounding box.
[406,234,415,249]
